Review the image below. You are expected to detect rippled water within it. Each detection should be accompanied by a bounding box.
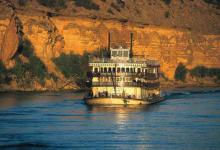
[0,89,220,150]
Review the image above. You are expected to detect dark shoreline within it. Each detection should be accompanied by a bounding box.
[161,85,220,91]
[0,88,87,94]
[0,85,220,93]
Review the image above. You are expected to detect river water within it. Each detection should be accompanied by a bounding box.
[0,89,220,150]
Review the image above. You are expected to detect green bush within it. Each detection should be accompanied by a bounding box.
[190,66,220,80]
[163,0,172,5]
[190,66,208,78]
[174,63,187,81]
[29,55,47,82]
[37,0,66,9]
[73,0,99,10]
[0,61,6,74]
[11,39,48,85]
[165,11,170,18]
[18,0,27,6]
[11,58,26,79]
[18,39,34,58]
[53,53,89,80]
[203,0,220,6]
[0,61,7,84]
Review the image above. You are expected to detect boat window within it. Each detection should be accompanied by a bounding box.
[112,68,116,73]
[118,51,122,57]
[123,51,128,57]
[94,68,98,73]
[112,51,117,57]
[100,68,103,73]
[104,67,107,73]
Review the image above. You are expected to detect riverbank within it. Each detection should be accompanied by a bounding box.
[1,84,219,94]
[160,78,220,90]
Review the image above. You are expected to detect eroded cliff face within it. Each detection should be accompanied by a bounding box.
[0,14,220,80]
[54,17,220,79]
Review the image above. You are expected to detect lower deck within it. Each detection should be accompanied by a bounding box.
[91,86,160,100]
[84,96,163,105]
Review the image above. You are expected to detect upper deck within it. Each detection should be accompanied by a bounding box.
[89,57,160,67]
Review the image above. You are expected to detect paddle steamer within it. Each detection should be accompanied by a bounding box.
[85,33,162,105]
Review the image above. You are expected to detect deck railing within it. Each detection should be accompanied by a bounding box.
[92,82,160,88]
[92,72,159,80]
[90,58,160,66]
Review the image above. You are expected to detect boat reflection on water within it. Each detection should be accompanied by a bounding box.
[86,104,161,113]
[85,104,162,149]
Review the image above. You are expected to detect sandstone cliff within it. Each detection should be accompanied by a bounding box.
[0,0,220,90]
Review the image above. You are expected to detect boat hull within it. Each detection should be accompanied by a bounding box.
[84,97,163,105]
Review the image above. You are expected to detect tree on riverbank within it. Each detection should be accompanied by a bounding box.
[53,52,90,86]
[9,39,49,87]
[0,61,8,84]
[174,63,188,81]
[190,66,220,81]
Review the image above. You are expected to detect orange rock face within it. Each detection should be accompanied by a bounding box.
[0,15,220,79]
[0,15,19,62]
[52,17,220,79]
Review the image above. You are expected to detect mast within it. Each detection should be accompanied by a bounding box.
[108,32,116,95]
[130,32,133,58]
[108,32,111,52]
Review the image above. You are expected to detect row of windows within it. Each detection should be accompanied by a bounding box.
[111,50,129,57]
[97,77,132,82]
[93,67,156,73]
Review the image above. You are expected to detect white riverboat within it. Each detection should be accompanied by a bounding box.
[84,33,163,105]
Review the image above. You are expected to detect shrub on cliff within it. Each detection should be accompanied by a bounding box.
[11,58,29,84]
[11,39,48,85]
[165,11,170,18]
[0,61,6,75]
[0,61,7,84]
[11,57,47,85]
[29,55,47,83]
[174,63,187,81]
[203,0,220,6]
[73,0,100,10]
[208,68,220,80]
[163,0,172,5]
[18,0,27,6]
[53,52,89,80]
[37,0,66,9]
[190,66,220,80]
[190,66,208,78]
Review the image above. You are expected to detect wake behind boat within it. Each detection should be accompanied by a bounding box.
[84,33,163,105]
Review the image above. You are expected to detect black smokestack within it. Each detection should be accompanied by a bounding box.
[108,32,111,51]
[130,32,133,57]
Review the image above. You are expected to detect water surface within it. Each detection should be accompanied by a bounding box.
[0,89,220,149]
